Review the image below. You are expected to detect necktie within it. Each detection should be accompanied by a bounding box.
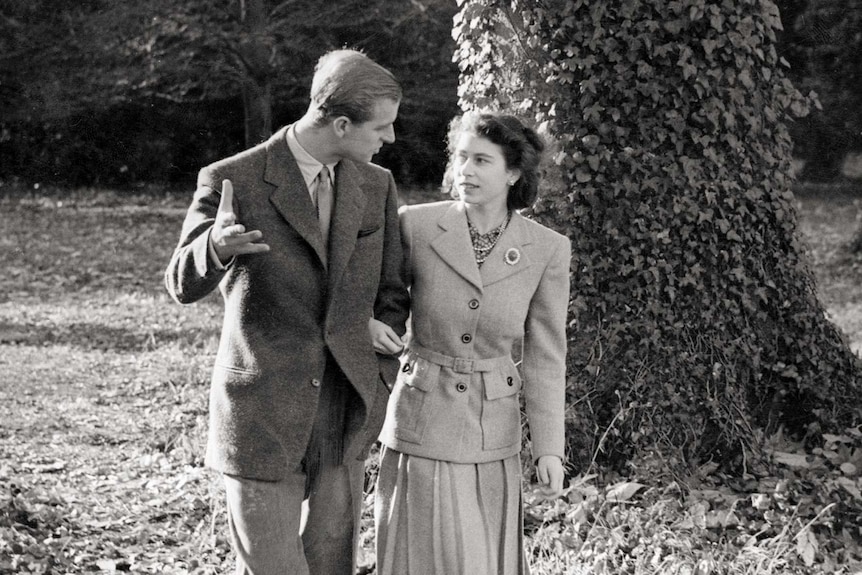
[314,167,333,250]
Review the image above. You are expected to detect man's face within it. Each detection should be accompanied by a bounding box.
[339,99,399,163]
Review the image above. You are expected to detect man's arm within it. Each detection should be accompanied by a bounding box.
[372,174,411,382]
[165,177,268,304]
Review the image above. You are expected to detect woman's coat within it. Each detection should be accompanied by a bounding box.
[378,201,571,464]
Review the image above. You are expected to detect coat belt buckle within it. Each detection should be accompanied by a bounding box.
[452,357,474,373]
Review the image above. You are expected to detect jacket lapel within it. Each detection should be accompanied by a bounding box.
[264,127,327,265]
[327,160,367,294]
[480,212,533,287]
[430,203,483,291]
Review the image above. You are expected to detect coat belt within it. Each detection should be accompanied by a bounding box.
[409,343,511,374]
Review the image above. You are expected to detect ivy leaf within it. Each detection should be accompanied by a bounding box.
[581,134,600,149]
[664,20,684,34]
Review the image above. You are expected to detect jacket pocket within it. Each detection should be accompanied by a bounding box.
[212,363,259,388]
[480,363,522,450]
[389,353,440,444]
[357,224,382,238]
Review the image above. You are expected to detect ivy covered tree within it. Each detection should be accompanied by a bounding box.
[453,0,862,476]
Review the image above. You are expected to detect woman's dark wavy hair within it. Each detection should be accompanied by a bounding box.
[443,110,546,210]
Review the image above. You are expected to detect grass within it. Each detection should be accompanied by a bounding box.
[793,183,862,354]
[0,182,861,574]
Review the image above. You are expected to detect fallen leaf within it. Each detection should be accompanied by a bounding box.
[605,481,645,502]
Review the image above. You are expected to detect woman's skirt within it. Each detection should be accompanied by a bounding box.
[374,447,527,575]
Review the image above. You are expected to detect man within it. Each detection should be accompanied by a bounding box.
[165,49,409,574]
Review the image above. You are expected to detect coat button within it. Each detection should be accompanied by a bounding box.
[311,378,321,387]
[456,382,467,392]
[468,299,480,309]
[401,362,411,373]
[461,333,472,344]
[507,376,514,386]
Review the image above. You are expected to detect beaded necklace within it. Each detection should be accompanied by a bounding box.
[467,211,512,267]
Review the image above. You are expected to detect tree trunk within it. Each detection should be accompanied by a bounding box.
[242,78,272,147]
[240,0,272,146]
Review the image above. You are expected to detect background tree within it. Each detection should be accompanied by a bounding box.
[0,0,459,188]
[779,0,862,182]
[0,0,153,184]
[238,0,272,145]
[453,0,862,477]
[3,1,861,190]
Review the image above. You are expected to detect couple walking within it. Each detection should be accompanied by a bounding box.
[165,49,570,575]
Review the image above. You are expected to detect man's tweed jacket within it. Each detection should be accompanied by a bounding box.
[166,126,409,481]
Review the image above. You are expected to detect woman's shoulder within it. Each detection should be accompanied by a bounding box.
[398,200,457,229]
[399,199,456,217]
[398,201,457,244]
[515,213,570,248]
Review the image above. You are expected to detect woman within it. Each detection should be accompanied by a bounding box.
[369,110,571,575]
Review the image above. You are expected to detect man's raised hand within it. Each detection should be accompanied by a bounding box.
[211,179,270,263]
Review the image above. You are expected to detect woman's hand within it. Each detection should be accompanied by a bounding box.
[368,318,407,355]
[535,455,565,499]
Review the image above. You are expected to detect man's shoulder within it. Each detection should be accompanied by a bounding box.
[357,160,391,175]
[206,127,291,173]
[195,139,275,193]
[350,160,393,185]
[205,139,270,173]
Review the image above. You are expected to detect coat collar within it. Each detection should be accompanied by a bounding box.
[430,202,534,290]
[264,125,367,285]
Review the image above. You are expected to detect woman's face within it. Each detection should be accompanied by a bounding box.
[452,132,519,210]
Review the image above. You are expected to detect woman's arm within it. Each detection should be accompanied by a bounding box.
[521,233,572,467]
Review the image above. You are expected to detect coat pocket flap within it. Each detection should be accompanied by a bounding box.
[213,363,259,387]
[482,365,521,400]
[398,352,440,392]
[357,224,382,238]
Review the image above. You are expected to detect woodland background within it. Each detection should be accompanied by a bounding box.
[2,0,862,573]
[1,0,861,189]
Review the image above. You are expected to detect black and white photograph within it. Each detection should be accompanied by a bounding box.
[1,1,861,573]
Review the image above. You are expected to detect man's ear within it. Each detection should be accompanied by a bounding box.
[332,116,351,137]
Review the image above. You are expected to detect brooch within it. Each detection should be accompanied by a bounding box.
[504,247,521,266]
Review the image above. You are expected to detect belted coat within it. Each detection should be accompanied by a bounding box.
[165,126,409,481]
[378,201,570,464]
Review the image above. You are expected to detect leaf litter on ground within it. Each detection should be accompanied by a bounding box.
[1,186,862,573]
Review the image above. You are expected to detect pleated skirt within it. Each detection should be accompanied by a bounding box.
[374,447,528,575]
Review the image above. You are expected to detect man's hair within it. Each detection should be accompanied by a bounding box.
[309,49,402,126]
